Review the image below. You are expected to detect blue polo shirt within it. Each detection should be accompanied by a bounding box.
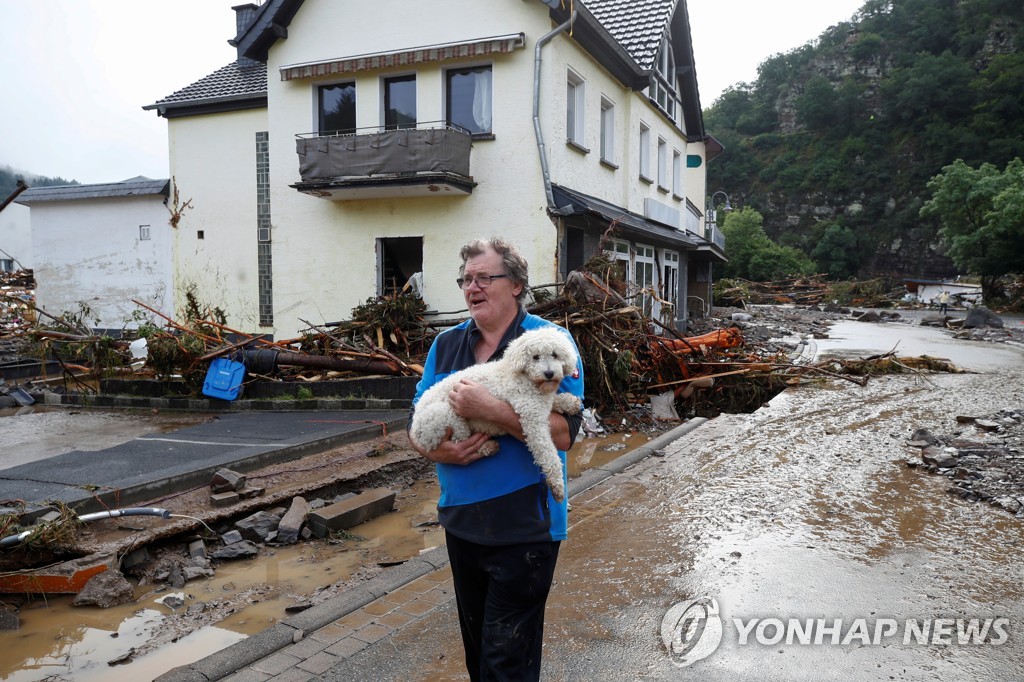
[412,309,584,545]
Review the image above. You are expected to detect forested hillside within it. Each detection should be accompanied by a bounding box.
[704,0,1023,280]
[0,166,78,198]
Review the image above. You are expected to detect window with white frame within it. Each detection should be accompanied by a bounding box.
[672,150,683,197]
[384,75,416,130]
[566,70,586,148]
[657,137,668,190]
[139,225,151,241]
[634,244,656,317]
[639,123,651,180]
[649,31,678,124]
[661,249,679,324]
[319,81,356,135]
[600,96,615,164]
[446,65,492,135]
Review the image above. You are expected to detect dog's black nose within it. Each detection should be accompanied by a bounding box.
[544,370,554,379]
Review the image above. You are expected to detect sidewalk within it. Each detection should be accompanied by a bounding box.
[156,419,710,681]
[0,406,409,518]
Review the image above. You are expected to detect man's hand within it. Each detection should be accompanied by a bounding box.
[447,378,501,421]
[412,427,493,466]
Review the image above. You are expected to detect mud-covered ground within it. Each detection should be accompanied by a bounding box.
[700,303,1024,517]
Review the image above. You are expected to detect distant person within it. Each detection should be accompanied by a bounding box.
[938,290,950,315]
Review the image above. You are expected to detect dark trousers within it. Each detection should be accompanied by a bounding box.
[445,531,561,682]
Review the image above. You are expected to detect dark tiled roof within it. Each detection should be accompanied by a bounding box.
[144,59,267,110]
[16,178,169,204]
[585,0,676,69]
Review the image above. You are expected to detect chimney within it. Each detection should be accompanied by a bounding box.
[232,3,260,64]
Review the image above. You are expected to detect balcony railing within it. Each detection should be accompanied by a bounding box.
[705,224,726,250]
[291,122,475,199]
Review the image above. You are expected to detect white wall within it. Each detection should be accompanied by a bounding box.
[262,0,560,335]
[543,30,701,227]
[0,202,32,270]
[168,107,268,330]
[31,196,173,330]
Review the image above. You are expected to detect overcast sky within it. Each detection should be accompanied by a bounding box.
[0,0,865,185]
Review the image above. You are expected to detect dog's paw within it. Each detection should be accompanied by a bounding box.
[478,440,500,457]
[552,393,583,415]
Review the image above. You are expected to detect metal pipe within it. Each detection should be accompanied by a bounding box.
[533,9,577,213]
[0,507,172,547]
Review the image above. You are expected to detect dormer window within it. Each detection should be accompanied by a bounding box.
[649,32,678,124]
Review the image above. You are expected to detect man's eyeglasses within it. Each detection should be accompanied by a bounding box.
[456,274,510,289]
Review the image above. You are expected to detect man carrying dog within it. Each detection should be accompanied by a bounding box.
[410,237,584,681]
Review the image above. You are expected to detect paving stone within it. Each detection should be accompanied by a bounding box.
[324,636,369,658]
[360,600,396,617]
[418,585,455,605]
[350,623,393,644]
[211,491,240,507]
[283,635,329,659]
[336,610,375,630]
[296,651,340,675]
[399,598,440,617]
[308,622,354,644]
[220,668,272,682]
[251,651,302,676]
[375,610,416,629]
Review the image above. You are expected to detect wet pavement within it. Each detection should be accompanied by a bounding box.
[151,320,1024,681]
[0,410,408,516]
[4,317,1024,680]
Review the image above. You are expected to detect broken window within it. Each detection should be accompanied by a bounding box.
[384,75,416,130]
[319,82,356,135]
[446,65,492,135]
[565,227,585,277]
[377,237,423,297]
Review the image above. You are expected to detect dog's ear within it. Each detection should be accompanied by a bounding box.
[559,337,578,376]
[504,333,533,375]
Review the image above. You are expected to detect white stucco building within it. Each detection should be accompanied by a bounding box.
[145,0,725,339]
[15,178,174,332]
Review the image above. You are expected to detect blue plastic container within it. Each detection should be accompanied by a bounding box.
[202,358,246,400]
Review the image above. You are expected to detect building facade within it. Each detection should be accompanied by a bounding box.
[145,0,724,338]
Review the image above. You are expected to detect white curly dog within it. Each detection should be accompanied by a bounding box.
[410,326,582,502]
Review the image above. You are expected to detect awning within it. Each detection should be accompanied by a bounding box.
[551,184,699,250]
[279,33,525,81]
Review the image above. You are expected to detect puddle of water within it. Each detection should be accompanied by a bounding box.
[0,409,214,469]
[567,432,652,478]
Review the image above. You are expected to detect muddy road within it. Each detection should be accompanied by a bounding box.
[4,308,1024,680]
[334,325,1024,681]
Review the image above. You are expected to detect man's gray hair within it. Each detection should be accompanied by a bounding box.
[459,237,530,303]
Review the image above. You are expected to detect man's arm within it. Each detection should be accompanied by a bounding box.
[447,379,576,450]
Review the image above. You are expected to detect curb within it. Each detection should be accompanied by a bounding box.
[19,416,410,520]
[155,418,710,681]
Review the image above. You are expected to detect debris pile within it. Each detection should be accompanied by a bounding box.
[905,409,1024,516]
[0,269,35,364]
[714,275,898,308]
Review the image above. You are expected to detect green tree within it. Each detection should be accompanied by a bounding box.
[920,158,1024,300]
[720,207,815,280]
[812,221,861,279]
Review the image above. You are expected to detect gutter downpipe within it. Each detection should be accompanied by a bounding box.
[533,9,577,215]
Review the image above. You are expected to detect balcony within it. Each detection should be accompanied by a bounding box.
[290,122,476,200]
[705,224,726,250]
